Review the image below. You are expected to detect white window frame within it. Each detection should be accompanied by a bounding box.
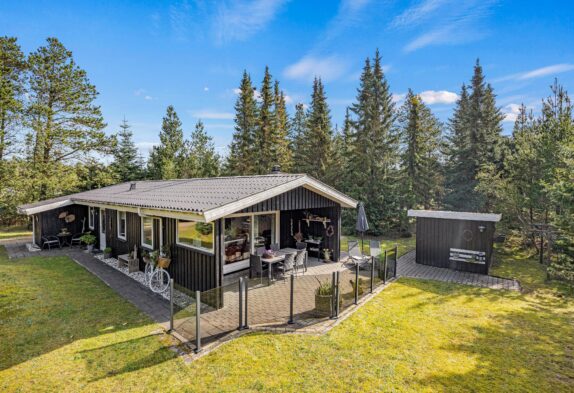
[117,211,127,240]
[141,216,154,249]
[176,219,215,254]
[88,206,95,230]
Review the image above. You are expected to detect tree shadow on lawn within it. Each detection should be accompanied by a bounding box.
[396,279,574,392]
[0,249,156,371]
[77,333,177,382]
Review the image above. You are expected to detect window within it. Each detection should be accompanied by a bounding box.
[88,207,95,229]
[117,211,127,240]
[141,216,154,249]
[177,220,214,252]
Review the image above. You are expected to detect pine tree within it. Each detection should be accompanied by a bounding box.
[181,120,220,178]
[112,117,143,182]
[226,70,258,175]
[397,90,443,212]
[299,78,334,182]
[271,80,292,171]
[254,66,274,174]
[290,103,307,171]
[147,105,185,180]
[347,50,398,234]
[25,37,111,200]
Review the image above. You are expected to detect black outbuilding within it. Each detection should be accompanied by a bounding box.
[407,210,502,274]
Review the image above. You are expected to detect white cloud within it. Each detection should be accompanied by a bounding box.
[503,103,522,123]
[203,86,209,92]
[136,141,159,150]
[215,0,288,44]
[135,89,153,100]
[495,63,574,82]
[190,110,234,120]
[391,0,448,28]
[392,93,406,104]
[134,88,145,96]
[419,90,458,105]
[284,95,293,105]
[233,87,261,101]
[284,55,348,82]
[144,95,153,100]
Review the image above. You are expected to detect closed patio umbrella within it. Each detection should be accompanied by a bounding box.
[356,202,369,254]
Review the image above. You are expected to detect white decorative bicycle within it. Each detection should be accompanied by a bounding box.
[144,249,172,293]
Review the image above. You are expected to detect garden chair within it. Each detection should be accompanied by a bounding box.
[294,249,307,274]
[270,243,280,251]
[346,240,370,269]
[256,246,267,256]
[42,235,61,250]
[70,233,83,248]
[296,241,307,250]
[276,252,295,280]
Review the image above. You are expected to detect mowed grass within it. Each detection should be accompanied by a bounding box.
[0,225,32,240]
[1,244,573,392]
[341,234,416,256]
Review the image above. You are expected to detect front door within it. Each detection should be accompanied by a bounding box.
[99,208,106,250]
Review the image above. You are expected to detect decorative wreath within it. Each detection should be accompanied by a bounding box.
[325,225,335,237]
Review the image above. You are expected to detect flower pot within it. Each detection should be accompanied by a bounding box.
[85,244,94,253]
[158,257,171,269]
[314,294,332,317]
[104,251,112,259]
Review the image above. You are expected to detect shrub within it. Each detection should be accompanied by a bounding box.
[80,232,96,245]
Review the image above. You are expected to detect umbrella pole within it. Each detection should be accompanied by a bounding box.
[361,232,364,256]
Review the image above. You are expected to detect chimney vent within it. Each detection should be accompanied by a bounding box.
[271,165,281,174]
[129,182,137,191]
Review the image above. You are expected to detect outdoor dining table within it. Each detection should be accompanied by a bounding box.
[261,247,298,282]
[57,232,73,247]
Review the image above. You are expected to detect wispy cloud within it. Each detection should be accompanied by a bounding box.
[392,0,497,53]
[283,55,349,82]
[392,93,406,104]
[214,0,289,44]
[315,0,372,48]
[502,103,523,123]
[494,63,574,82]
[189,110,234,120]
[134,88,154,100]
[419,90,458,105]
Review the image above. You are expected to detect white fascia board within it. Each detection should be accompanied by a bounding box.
[18,199,74,215]
[407,209,502,222]
[73,200,205,222]
[203,175,358,222]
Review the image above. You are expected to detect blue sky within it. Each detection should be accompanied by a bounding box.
[2,0,573,157]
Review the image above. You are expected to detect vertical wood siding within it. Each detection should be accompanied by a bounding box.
[35,205,89,247]
[237,186,338,213]
[415,217,495,274]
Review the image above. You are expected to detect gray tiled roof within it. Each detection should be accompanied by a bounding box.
[19,174,308,213]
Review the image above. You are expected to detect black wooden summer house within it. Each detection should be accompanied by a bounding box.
[18,173,357,291]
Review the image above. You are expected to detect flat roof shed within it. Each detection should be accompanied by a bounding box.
[407,209,502,274]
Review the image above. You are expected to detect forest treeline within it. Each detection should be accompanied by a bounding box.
[1,37,573,277]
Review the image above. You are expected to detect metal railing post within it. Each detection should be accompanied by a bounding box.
[244,278,249,329]
[335,271,340,317]
[370,257,375,293]
[238,277,244,330]
[394,244,399,278]
[288,273,294,324]
[354,263,359,304]
[169,278,174,332]
[331,272,337,319]
[383,250,388,284]
[195,290,201,353]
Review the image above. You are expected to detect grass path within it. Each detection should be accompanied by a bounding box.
[0,225,32,241]
[1,244,573,392]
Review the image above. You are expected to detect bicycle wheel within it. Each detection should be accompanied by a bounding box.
[149,269,170,293]
[144,263,154,286]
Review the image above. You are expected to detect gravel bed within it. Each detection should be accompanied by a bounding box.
[94,254,194,309]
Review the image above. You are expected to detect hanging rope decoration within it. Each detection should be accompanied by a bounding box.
[325,224,335,237]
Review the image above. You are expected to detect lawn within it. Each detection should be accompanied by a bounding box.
[0,225,32,240]
[341,234,416,256]
[1,244,573,392]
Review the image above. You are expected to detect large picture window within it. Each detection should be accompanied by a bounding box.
[88,207,95,229]
[141,216,154,249]
[117,211,127,240]
[177,220,214,252]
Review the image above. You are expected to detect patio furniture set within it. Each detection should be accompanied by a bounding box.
[41,230,84,249]
[250,242,308,283]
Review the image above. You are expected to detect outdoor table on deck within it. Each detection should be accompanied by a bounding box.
[261,248,298,282]
[57,232,72,247]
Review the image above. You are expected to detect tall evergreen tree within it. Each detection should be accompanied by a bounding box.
[347,50,398,234]
[111,117,144,182]
[147,105,185,180]
[271,80,292,171]
[181,120,220,178]
[290,102,307,171]
[226,70,258,175]
[397,90,443,212]
[254,66,274,174]
[298,77,334,182]
[25,37,111,200]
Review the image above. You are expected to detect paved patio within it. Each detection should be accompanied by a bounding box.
[397,250,521,291]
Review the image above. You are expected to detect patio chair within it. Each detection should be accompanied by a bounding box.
[70,233,83,248]
[294,249,307,274]
[42,235,61,250]
[270,243,280,251]
[296,241,307,250]
[369,240,381,269]
[346,240,370,269]
[256,246,267,256]
[276,252,295,280]
[249,254,268,281]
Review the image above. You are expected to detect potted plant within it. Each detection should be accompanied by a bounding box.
[142,250,151,265]
[350,278,365,296]
[158,245,171,269]
[103,247,112,259]
[314,280,341,317]
[80,232,97,253]
[322,248,332,262]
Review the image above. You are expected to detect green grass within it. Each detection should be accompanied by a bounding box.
[341,234,416,256]
[1,243,573,392]
[0,225,32,240]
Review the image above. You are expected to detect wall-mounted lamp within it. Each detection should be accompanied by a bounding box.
[478,225,486,233]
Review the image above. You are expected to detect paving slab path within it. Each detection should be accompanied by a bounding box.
[397,250,521,291]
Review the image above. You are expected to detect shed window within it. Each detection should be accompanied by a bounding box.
[141,217,154,249]
[117,211,127,240]
[88,207,95,229]
[177,220,214,253]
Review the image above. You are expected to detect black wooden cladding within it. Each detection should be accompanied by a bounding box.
[238,186,337,213]
[415,217,495,274]
[34,205,89,247]
[106,209,141,257]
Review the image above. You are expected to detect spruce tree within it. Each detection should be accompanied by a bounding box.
[254,66,274,174]
[271,80,292,171]
[25,37,111,200]
[181,120,220,178]
[397,90,443,212]
[290,103,307,171]
[112,117,143,182]
[226,70,258,175]
[147,105,185,180]
[299,77,334,182]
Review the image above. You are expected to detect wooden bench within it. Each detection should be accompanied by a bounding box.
[117,253,139,273]
[449,248,486,265]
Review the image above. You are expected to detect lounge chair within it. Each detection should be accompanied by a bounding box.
[42,236,61,250]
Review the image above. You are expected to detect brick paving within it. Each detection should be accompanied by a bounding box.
[397,250,521,291]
